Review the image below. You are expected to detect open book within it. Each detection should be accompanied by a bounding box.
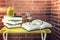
[22,19,52,31]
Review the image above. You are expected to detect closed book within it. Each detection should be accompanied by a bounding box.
[2,19,22,24]
[4,23,21,28]
[3,15,22,20]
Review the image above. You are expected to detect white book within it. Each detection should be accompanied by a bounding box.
[4,23,21,28]
[3,15,22,20]
[2,19,22,24]
[22,22,40,31]
[22,22,52,31]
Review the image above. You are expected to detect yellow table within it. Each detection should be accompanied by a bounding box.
[0,26,51,40]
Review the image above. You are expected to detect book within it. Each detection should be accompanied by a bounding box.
[22,22,40,31]
[3,15,22,20]
[22,20,52,31]
[4,23,21,28]
[2,15,22,28]
[2,19,22,24]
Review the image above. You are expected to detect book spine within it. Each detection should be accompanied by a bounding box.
[4,16,22,20]
[2,20,22,24]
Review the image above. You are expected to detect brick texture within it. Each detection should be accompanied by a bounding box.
[50,0,60,40]
[0,0,6,7]
[0,33,3,40]
[0,0,6,40]
[7,33,50,40]
[6,0,51,22]
[0,0,6,29]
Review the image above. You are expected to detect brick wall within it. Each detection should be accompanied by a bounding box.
[0,0,6,7]
[6,0,47,14]
[7,33,50,40]
[0,0,6,40]
[0,0,6,29]
[0,34,3,40]
[8,33,41,40]
[6,0,51,22]
[50,0,60,40]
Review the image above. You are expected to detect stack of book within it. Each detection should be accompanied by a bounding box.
[2,15,22,28]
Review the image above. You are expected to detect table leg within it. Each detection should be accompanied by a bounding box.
[41,33,44,40]
[3,33,8,40]
[44,33,47,40]
[41,33,47,40]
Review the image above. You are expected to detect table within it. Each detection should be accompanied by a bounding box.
[0,26,51,40]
